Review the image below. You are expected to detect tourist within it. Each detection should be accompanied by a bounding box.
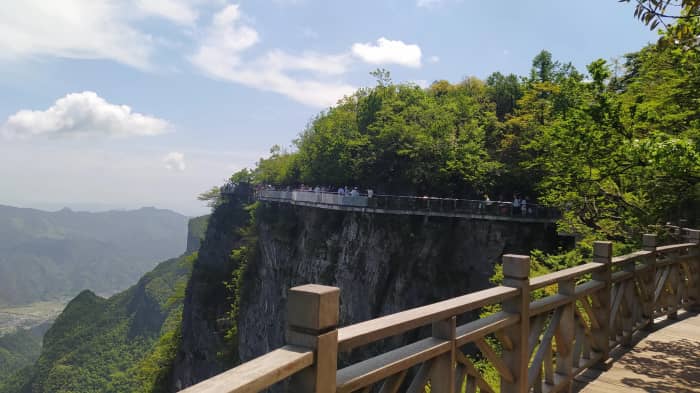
[521,196,527,216]
[512,194,520,215]
[351,187,359,197]
[367,189,374,198]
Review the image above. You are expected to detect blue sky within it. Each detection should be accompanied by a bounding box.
[0,0,658,216]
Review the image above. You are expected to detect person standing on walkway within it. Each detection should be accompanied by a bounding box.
[512,194,520,215]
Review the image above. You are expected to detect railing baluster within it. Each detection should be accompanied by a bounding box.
[501,254,531,393]
[591,241,612,370]
[556,278,575,391]
[684,229,700,311]
[641,234,657,331]
[286,284,340,393]
[430,316,456,393]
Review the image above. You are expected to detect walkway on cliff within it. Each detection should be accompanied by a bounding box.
[255,189,560,224]
[575,311,700,393]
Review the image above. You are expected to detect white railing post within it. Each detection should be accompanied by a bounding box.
[286,284,340,393]
[501,254,531,393]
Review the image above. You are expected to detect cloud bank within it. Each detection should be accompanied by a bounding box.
[0,2,427,107]
[190,5,356,107]
[352,38,422,68]
[1,91,170,139]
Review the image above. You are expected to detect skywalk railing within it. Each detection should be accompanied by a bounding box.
[180,228,700,393]
[255,189,561,221]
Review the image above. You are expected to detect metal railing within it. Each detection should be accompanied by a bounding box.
[256,189,560,221]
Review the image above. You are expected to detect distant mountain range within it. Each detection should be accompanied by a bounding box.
[0,205,189,306]
[0,216,207,393]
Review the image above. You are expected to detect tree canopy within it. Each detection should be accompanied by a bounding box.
[234,28,698,241]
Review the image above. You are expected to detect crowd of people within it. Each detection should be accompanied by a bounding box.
[251,184,543,217]
[292,184,374,198]
[480,193,534,216]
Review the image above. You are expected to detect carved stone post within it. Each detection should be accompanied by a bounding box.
[501,254,531,393]
[592,241,612,369]
[683,229,700,311]
[641,234,657,330]
[430,316,456,393]
[286,284,339,393]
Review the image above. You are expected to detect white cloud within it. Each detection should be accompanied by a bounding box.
[163,151,186,171]
[190,4,355,107]
[1,91,170,139]
[0,0,225,68]
[135,0,200,25]
[261,50,351,75]
[428,55,440,63]
[351,37,422,68]
[0,0,153,69]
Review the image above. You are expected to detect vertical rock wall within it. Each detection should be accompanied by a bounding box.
[172,200,560,389]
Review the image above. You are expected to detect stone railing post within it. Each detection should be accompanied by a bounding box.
[286,284,339,393]
[641,234,657,330]
[501,254,530,393]
[683,229,700,311]
[591,241,612,369]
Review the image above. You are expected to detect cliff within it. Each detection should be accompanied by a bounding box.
[172,198,561,389]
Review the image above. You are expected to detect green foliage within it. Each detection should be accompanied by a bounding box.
[198,186,223,208]
[254,76,502,196]
[0,328,43,386]
[222,203,259,361]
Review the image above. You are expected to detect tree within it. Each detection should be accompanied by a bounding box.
[530,50,558,83]
[620,0,700,46]
[486,72,523,120]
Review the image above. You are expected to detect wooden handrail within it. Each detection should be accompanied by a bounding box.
[336,285,518,351]
[529,262,604,290]
[611,250,651,264]
[179,228,700,393]
[178,346,313,393]
[656,242,696,252]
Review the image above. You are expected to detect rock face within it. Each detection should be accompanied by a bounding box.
[173,199,561,389]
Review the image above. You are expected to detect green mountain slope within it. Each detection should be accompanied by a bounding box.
[0,216,207,393]
[0,205,188,306]
[0,324,48,384]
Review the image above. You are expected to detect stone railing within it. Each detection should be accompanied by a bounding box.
[180,229,700,393]
[256,190,560,222]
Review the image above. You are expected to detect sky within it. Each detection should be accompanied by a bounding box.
[0,0,659,216]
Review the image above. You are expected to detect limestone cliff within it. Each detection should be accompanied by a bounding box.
[172,198,561,389]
